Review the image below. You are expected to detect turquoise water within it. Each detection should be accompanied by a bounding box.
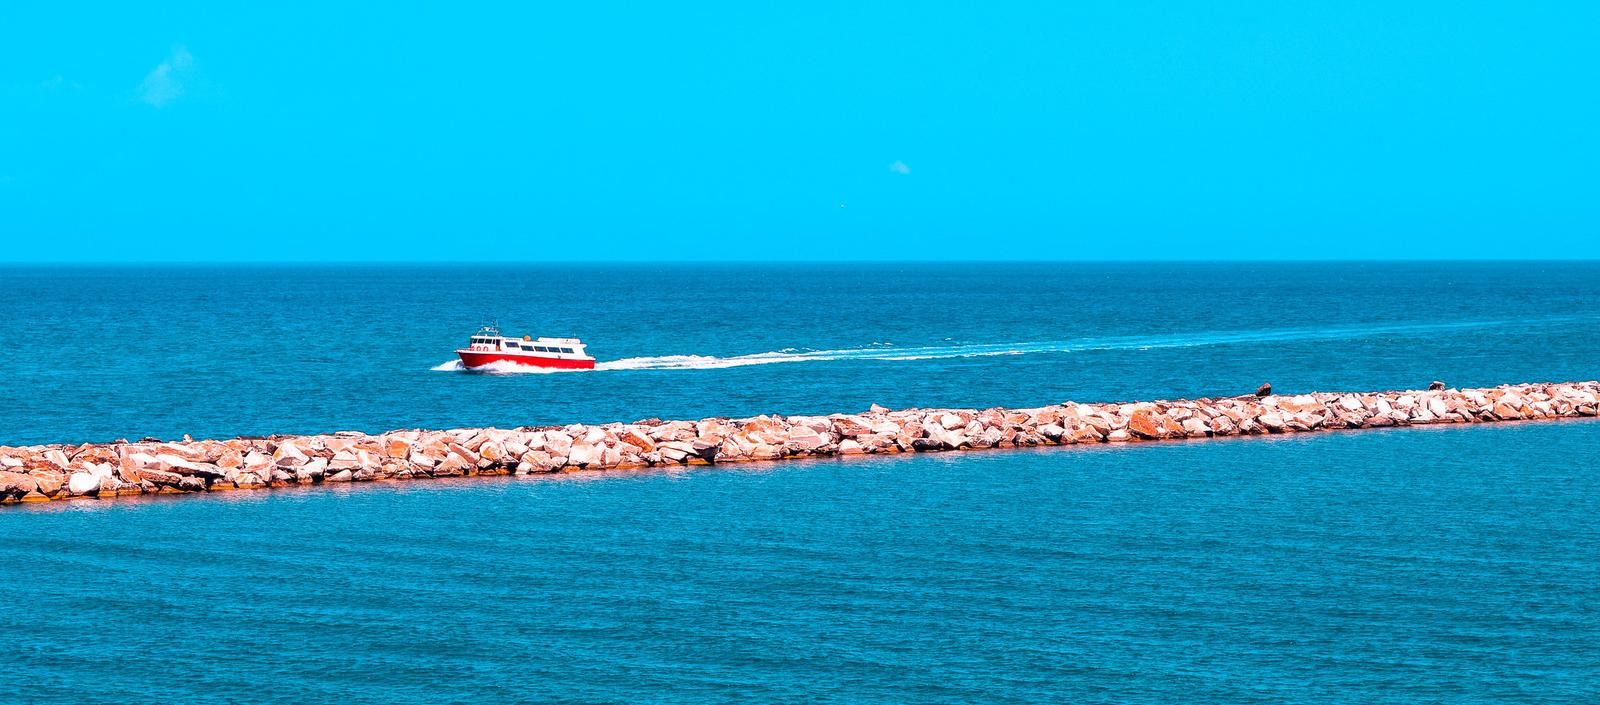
[0,262,1597,444]
[5,424,1598,703]
[2,263,1598,703]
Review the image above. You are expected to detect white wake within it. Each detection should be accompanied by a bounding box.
[430,359,578,375]
[433,315,1584,374]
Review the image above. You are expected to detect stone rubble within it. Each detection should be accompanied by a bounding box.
[2,381,1596,505]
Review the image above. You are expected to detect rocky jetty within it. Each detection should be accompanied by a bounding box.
[3,381,1597,505]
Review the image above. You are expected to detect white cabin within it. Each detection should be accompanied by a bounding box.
[463,326,592,360]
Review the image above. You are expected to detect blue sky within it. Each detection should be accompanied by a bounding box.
[2,2,1597,261]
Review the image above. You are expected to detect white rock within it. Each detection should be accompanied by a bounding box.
[1427,397,1448,417]
[68,472,100,495]
[567,443,601,467]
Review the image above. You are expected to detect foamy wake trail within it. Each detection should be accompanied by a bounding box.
[430,359,573,374]
[435,314,1592,374]
[595,345,1030,371]
[592,316,1581,372]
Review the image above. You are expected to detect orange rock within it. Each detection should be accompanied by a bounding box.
[1278,395,1324,413]
[1209,415,1237,435]
[116,448,145,483]
[1127,410,1164,439]
[383,438,412,458]
[39,449,71,471]
[215,447,244,469]
[0,470,39,498]
[1070,424,1105,443]
[618,428,656,452]
[830,415,873,437]
[32,472,65,496]
[447,443,479,465]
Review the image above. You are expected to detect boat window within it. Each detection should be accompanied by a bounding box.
[560,347,574,354]
[533,346,547,352]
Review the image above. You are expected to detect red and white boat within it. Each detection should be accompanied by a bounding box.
[456,325,596,370]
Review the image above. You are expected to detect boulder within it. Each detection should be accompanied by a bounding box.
[567,443,602,467]
[446,443,480,465]
[1070,423,1105,443]
[272,441,310,464]
[972,427,1004,448]
[543,432,573,458]
[67,472,101,496]
[1257,413,1287,432]
[32,472,65,496]
[383,438,413,458]
[1208,415,1237,435]
[297,457,328,482]
[658,442,693,463]
[39,449,71,471]
[137,467,190,489]
[618,428,656,452]
[690,439,720,463]
[0,470,38,498]
[830,415,873,437]
[1126,410,1165,440]
[1279,395,1323,413]
[784,428,831,453]
[1255,383,1272,397]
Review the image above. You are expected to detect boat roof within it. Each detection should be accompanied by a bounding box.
[470,327,584,344]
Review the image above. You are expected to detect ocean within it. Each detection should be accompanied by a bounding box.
[2,262,1598,703]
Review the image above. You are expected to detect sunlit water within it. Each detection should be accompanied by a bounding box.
[1,262,1597,444]
[2,263,1598,703]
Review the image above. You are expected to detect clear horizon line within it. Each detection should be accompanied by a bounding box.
[2,258,1598,267]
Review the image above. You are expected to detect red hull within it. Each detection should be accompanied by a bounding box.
[456,351,596,370]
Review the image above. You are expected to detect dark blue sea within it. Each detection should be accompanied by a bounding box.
[2,263,1598,703]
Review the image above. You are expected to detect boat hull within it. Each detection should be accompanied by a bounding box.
[456,351,596,370]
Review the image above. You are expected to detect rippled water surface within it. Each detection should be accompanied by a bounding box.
[1,262,1597,444]
[2,263,1599,703]
[5,423,1599,704]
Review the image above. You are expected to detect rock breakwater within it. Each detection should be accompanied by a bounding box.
[3,381,1597,505]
